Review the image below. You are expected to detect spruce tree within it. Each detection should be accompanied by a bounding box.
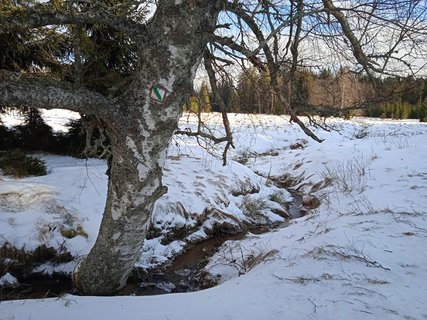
[15,108,54,151]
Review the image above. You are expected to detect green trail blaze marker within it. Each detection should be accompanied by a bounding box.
[153,86,162,100]
[150,84,168,104]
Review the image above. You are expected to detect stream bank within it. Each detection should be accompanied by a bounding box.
[1,182,320,300]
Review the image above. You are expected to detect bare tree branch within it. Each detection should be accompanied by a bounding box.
[211,35,266,71]
[174,128,228,144]
[204,50,235,165]
[322,0,378,76]
[0,70,113,118]
[224,1,276,75]
[217,1,325,143]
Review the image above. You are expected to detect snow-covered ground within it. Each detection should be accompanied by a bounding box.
[1,114,427,320]
[0,108,79,132]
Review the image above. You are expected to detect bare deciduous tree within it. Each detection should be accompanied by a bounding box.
[0,0,425,295]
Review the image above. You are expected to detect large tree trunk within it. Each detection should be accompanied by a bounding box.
[73,0,221,295]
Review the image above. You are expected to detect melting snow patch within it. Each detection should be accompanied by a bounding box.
[0,272,19,288]
[0,182,57,211]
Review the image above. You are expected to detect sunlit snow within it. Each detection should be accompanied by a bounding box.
[1,113,426,320]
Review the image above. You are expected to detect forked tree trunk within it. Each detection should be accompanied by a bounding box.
[72,0,221,295]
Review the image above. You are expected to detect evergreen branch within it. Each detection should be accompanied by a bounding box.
[0,4,144,41]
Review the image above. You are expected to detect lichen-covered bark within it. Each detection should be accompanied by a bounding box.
[72,129,168,294]
[72,0,221,295]
[0,70,113,117]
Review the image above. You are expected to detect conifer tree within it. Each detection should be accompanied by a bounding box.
[198,83,211,112]
[15,108,54,151]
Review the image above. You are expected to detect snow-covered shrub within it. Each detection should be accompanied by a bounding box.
[0,150,47,178]
[241,195,267,219]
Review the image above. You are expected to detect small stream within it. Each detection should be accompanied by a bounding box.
[287,190,307,219]
[1,190,310,300]
[120,191,307,296]
[120,235,242,296]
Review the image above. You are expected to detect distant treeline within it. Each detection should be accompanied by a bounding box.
[365,76,427,121]
[185,67,427,122]
[1,69,426,155]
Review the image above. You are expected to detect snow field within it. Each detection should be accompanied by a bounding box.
[1,114,426,319]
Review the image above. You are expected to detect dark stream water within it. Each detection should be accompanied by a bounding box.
[0,235,239,299]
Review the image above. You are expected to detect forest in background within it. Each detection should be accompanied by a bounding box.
[1,68,427,157]
[186,67,427,122]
